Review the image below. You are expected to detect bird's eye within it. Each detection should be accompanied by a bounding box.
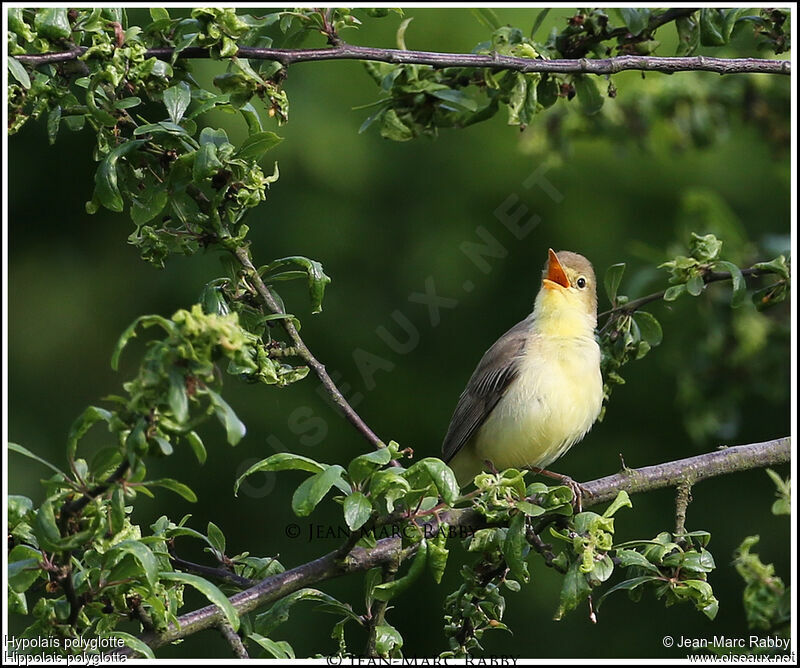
[576,277,587,289]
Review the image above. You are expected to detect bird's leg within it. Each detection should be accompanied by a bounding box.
[525,466,593,513]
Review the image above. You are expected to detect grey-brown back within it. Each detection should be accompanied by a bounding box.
[441,315,533,463]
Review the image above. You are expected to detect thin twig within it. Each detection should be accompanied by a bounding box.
[525,526,568,574]
[60,460,130,523]
[170,555,258,589]
[599,266,770,320]
[674,479,693,541]
[110,436,790,656]
[15,45,790,75]
[234,245,383,449]
[217,621,249,659]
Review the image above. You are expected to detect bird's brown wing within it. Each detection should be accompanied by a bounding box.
[441,316,532,463]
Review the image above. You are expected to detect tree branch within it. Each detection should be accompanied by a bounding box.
[112,436,789,656]
[15,45,790,75]
[234,245,384,450]
[169,555,258,590]
[599,265,777,321]
[217,621,249,659]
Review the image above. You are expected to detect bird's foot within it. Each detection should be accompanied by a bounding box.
[525,466,592,513]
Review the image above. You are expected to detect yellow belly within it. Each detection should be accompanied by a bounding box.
[450,335,602,485]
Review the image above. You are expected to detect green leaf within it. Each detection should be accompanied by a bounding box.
[207,389,246,446]
[235,131,283,161]
[163,81,192,124]
[503,512,529,583]
[554,561,591,620]
[93,140,146,213]
[380,109,414,142]
[573,75,603,115]
[404,458,459,506]
[185,431,207,465]
[106,632,156,659]
[713,260,746,308]
[686,274,705,296]
[597,575,658,608]
[131,188,169,225]
[343,492,372,531]
[145,478,198,502]
[167,369,189,423]
[46,105,61,144]
[149,8,170,22]
[8,57,31,90]
[471,8,500,31]
[430,88,478,112]
[373,540,428,601]
[530,9,551,39]
[111,314,174,370]
[160,572,240,631]
[632,312,663,346]
[374,622,404,655]
[33,500,63,552]
[292,465,351,517]
[207,522,226,555]
[663,284,687,302]
[619,8,649,36]
[753,255,790,280]
[604,263,626,305]
[9,442,67,478]
[348,448,392,484]
[34,7,71,40]
[615,549,661,575]
[260,256,331,314]
[8,546,43,593]
[234,453,326,496]
[603,490,632,518]
[255,588,359,636]
[675,16,700,56]
[192,142,223,180]
[109,540,159,587]
[248,634,294,659]
[66,406,113,462]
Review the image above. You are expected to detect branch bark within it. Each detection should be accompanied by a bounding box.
[112,436,790,657]
[234,245,384,450]
[15,45,790,75]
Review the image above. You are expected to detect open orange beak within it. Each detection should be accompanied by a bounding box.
[542,248,570,290]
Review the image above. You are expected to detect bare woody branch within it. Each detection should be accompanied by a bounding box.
[112,436,790,657]
[234,245,384,450]
[15,45,790,76]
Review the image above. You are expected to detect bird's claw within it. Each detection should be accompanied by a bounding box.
[525,466,592,513]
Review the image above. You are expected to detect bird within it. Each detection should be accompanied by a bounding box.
[442,248,603,502]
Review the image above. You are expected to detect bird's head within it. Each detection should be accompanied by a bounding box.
[533,248,598,336]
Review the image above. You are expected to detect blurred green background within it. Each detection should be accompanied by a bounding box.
[8,7,791,659]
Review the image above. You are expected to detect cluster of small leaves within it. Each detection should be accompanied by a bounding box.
[235,444,460,657]
[6,298,319,653]
[549,491,633,620]
[439,471,571,656]
[731,469,790,637]
[742,8,790,54]
[599,530,719,621]
[598,229,791,421]
[8,8,290,267]
[733,536,790,635]
[360,8,790,144]
[597,263,662,415]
